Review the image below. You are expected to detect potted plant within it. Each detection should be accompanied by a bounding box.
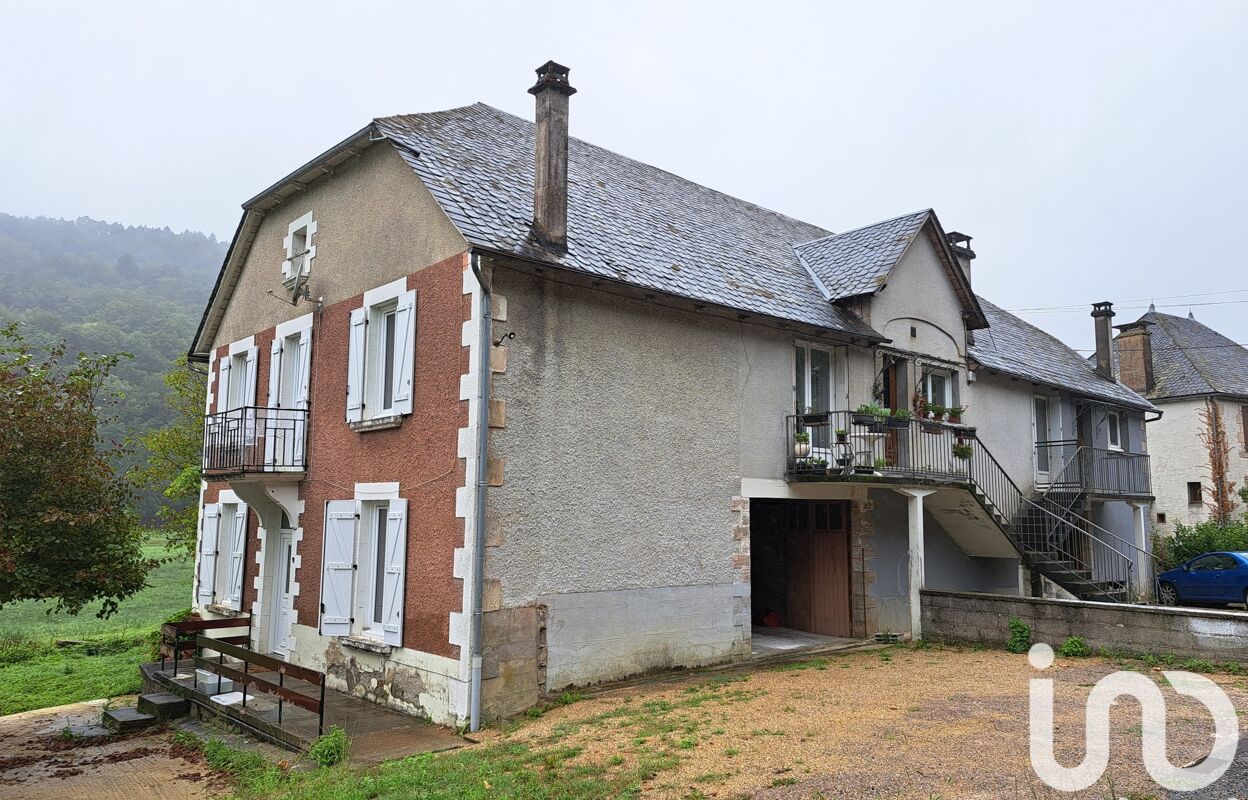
[794,430,811,458]
[835,428,848,444]
[928,403,947,422]
[885,408,912,430]
[836,454,853,468]
[952,442,974,460]
[807,457,828,473]
[947,405,966,425]
[799,406,828,426]
[874,457,889,470]
[852,404,886,432]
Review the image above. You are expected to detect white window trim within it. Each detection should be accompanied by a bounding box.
[362,277,407,308]
[275,312,313,340]
[794,340,848,413]
[353,482,402,642]
[921,367,955,408]
[1106,411,1123,452]
[348,281,416,423]
[282,212,316,283]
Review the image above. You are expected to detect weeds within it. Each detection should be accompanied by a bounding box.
[1006,617,1032,654]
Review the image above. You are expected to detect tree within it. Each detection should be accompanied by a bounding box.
[132,357,206,555]
[1198,398,1239,525]
[0,323,154,616]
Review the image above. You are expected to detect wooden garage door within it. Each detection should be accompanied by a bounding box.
[787,501,851,637]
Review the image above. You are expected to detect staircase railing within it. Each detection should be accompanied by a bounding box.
[967,438,1147,601]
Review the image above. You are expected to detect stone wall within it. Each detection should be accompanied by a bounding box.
[922,589,1248,662]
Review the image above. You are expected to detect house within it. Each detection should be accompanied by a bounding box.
[187,62,1156,731]
[1105,307,1248,532]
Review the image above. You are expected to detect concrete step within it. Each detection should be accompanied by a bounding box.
[103,707,158,733]
[138,692,190,719]
[195,668,235,694]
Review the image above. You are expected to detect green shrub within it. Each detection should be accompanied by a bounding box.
[1006,617,1032,654]
[1156,520,1248,570]
[1057,636,1091,657]
[0,634,50,666]
[306,725,349,767]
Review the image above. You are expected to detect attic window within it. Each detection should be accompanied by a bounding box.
[283,212,317,284]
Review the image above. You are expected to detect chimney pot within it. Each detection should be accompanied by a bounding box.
[1091,301,1115,380]
[529,61,576,250]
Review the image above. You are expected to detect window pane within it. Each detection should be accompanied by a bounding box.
[1034,397,1050,472]
[373,509,387,625]
[809,348,830,414]
[795,346,806,413]
[382,312,397,411]
[284,544,293,593]
[1108,414,1120,447]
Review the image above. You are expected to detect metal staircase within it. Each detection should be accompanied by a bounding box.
[965,440,1151,603]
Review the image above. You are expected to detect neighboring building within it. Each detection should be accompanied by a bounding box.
[188,62,1156,730]
[1106,307,1248,532]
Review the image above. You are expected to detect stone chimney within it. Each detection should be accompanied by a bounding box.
[945,232,975,284]
[1091,301,1116,379]
[1114,320,1155,394]
[528,61,576,250]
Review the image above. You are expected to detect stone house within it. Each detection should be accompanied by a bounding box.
[1106,308,1248,533]
[188,62,1156,730]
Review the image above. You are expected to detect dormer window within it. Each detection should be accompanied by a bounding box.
[282,212,317,284]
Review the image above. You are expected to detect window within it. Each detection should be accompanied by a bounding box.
[1188,482,1203,505]
[319,496,408,645]
[195,498,249,610]
[1241,405,1248,450]
[921,368,954,408]
[217,345,258,413]
[1106,411,1123,451]
[795,343,844,415]
[282,212,316,283]
[346,281,416,423]
[1189,554,1222,571]
[1156,512,1167,524]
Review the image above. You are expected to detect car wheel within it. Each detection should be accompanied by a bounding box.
[1158,582,1179,606]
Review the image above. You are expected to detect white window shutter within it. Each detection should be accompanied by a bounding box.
[216,357,232,413]
[243,346,259,407]
[196,505,221,605]
[296,327,312,410]
[381,498,407,646]
[267,339,283,407]
[320,500,357,636]
[391,290,417,415]
[225,504,248,610]
[346,308,367,422]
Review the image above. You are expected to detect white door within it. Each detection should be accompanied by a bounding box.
[1033,395,1053,485]
[270,531,295,657]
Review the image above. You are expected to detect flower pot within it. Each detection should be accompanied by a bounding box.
[884,417,911,430]
[836,456,853,467]
[850,413,875,427]
[801,413,829,426]
[948,415,962,425]
[921,420,943,434]
[835,432,848,444]
[794,441,811,458]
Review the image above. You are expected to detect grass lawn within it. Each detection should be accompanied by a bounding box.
[0,542,193,715]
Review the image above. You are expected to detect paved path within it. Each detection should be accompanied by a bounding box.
[1167,734,1248,799]
[0,698,211,800]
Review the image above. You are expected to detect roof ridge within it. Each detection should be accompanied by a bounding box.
[791,208,932,250]
[382,102,833,239]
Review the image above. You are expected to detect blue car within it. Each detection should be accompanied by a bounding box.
[1157,552,1248,607]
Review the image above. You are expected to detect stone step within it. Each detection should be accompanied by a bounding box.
[137,692,190,719]
[102,707,158,733]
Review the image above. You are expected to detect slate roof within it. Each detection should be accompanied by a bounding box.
[969,297,1155,410]
[793,210,931,299]
[1109,310,1248,400]
[372,104,882,340]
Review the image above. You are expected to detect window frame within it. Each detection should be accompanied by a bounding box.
[366,299,400,416]
[921,367,954,408]
[1188,481,1203,505]
[355,500,390,640]
[793,341,846,414]
[282,212,316,284]
[1106,411,1123,452]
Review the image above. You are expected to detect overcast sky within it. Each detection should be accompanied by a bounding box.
[2,1,1245,351]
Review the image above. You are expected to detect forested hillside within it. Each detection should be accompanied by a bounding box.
[0,213,224,516]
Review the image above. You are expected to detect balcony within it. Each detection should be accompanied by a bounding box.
[785,410,977,485]
[1035,441,1151,498]
[203,406,308,479]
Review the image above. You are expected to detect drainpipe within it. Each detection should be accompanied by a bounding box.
[468,250,491,732]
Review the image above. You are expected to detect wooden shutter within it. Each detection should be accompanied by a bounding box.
[196,505,221,605]
[380,498,407,646]
[267,339,283,407]
[346,308,367,422]
[391,290,417,415]
[216,357,232,413]
[320,500,357,636]
[225,504,249,610]
[243,347,259,406]
[296,327,312,409]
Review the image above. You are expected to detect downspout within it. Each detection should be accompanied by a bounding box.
[468,250,491,732]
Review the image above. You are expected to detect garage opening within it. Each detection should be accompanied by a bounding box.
[749,499,855,656]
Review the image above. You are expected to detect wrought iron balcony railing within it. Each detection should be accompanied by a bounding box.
[785,410,975,484]
[1035,441,1151,497]
[203,406,308,477]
